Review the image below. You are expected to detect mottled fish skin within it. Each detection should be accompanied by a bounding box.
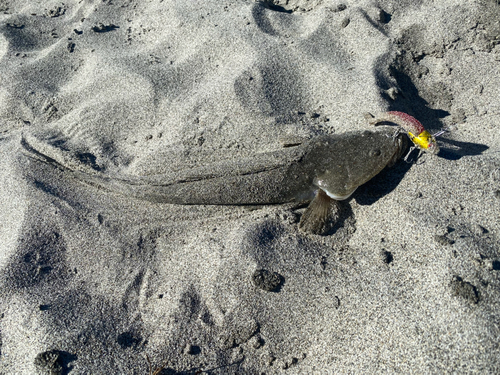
[20,127,406,207]
[297,129,407,201]
[20,132,306,205]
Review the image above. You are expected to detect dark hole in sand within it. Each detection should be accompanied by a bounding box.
[382,250,393,264]
[252,269,284,292]
[186,345,201,355]
[117,331,142,349]
[451,275,480,304]
[91,24,119,33]
[75,152,101,171]
[34,349,77,375]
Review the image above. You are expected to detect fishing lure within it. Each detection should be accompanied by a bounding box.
[366,111,440,154]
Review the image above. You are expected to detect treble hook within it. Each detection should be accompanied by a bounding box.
[403,145,418,163]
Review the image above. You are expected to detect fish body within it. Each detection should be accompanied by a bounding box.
[21,127,405,206]
[21,111,437,235]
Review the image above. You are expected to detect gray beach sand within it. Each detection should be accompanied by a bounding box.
[0,0,499,373]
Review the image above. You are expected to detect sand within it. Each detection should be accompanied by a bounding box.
[0,0,499,373]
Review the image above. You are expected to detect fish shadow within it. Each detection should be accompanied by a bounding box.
[354,137,489,206]
[436,138,489,160]
[354,158,413,206]
[384,59,489,160]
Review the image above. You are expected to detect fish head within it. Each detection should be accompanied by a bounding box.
[310,130,406,201]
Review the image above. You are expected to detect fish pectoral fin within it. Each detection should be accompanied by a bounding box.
[299,189,340,235]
